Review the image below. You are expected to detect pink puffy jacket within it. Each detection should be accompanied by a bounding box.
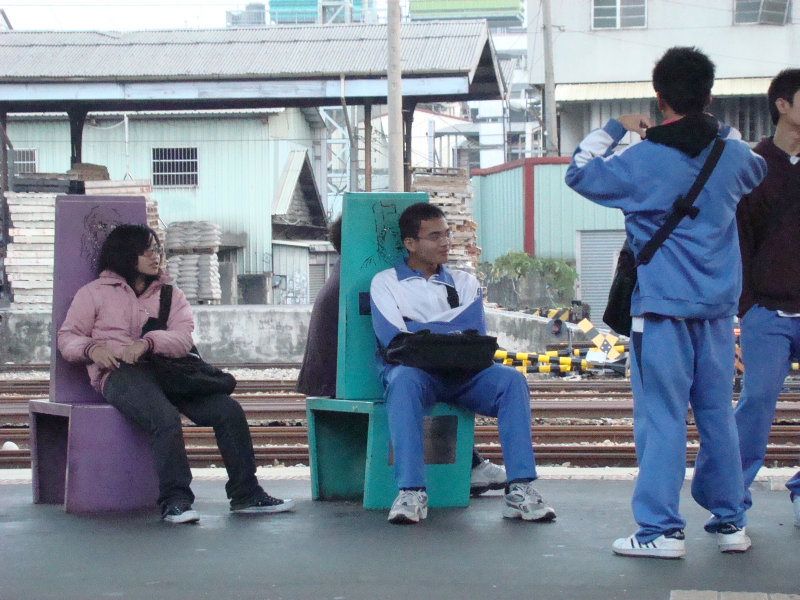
[57,270,195,393]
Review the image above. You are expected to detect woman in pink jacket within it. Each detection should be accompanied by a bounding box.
[58,224,294,523]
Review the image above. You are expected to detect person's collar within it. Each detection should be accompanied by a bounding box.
[645,112,719,157]
[394,258,454,285]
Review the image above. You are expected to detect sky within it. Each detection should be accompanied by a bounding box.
[2,0,391,31]
[3,1,270,30]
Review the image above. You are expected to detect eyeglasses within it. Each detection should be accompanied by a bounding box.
[140,244,163,258]
[415,229,453,243]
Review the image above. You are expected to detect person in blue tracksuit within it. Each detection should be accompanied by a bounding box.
[734,69,800,528]
[370,202,556,525]
[565,47,766,558]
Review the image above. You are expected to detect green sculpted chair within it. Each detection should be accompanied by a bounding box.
[305,192,475,509]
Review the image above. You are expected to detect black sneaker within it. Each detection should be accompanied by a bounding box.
[230,492,295,514]
[161,503,200,524]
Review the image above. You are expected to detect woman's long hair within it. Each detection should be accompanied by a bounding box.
[96,224,160,291]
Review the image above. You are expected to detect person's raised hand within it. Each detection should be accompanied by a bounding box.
[617,114,653,138]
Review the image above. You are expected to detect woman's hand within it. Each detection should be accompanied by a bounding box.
[88,345,120,370]
[119,340,150,365]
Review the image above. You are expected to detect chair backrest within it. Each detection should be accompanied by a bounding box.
[335,192,428,400]
[50,195,147,404]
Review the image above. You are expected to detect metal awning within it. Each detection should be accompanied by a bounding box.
[555,78,772,102]
[0,21,506,113]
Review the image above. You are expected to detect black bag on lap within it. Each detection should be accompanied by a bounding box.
[139,285,236,397]
[380,283,497,375]
[382,329,499,375]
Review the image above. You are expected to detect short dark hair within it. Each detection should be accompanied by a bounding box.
[329,215,342,254]
[399,202,446,240]
[96,224,160,288]
[768,68,800,125]
[652,47,715,115]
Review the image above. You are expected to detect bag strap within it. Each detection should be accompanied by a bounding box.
[158,284,173,325]
[636,137,725,266]
[445,284,459,309]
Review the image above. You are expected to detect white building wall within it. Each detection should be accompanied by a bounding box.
[528,0,799,84]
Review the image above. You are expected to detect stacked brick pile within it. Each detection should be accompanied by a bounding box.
[411,167,480,275]
[4,192,55,309]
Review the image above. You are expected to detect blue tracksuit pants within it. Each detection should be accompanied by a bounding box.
[734,305,800,505]
[382,363,537,489]
[629,316,746,542]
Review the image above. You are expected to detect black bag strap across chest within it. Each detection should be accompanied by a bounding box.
[636,137,726,267]
[158,284,173,324]
[445,284,459,309]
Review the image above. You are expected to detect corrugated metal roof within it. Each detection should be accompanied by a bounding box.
[556,78,772,102]
[0,21,490,81]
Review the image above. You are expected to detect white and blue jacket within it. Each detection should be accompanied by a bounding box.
[565,115,767,320]
[370,259,485,348]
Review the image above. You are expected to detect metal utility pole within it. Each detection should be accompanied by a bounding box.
[542,0,559,156]
[387,0,404,191]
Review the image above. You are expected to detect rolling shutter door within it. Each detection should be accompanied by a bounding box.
[576,230,627,325]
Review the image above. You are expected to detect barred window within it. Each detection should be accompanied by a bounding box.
[13,148,37,174]
[593,0,647,29]
[734,0,790,25]
[152,147,198,187]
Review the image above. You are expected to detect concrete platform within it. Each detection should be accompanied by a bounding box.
[1,467,799,600]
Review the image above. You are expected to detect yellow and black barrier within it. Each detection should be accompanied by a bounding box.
[576,318,622,360]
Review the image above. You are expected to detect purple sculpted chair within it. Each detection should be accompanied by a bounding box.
[29,195,159,513]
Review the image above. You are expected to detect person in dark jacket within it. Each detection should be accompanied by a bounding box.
[297,215,507,496]
[734,68,800,528]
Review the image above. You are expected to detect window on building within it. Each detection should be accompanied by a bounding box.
[592,0,647,29]
[152,147,198,187]
[734,0,790,24]
[12,148,37,174]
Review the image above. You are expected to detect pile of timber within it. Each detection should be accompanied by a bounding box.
[4,192,55,308]
[411,167,480,275]
[4,179,161,310]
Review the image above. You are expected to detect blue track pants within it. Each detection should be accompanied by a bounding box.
[382,363,537,489]
[735,305,800,505]
[629,316,746,541]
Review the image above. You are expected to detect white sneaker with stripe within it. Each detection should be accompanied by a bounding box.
[612,531,686,559]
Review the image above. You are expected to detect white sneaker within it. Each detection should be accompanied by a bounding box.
[612,531,686,559]
[388,490,428,525]
[716,524,751,553]
[793,496,800,528]
[470,459,507,496]
[502,482,556,521]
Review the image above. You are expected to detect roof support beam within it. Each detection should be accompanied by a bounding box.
[67,106,87,166]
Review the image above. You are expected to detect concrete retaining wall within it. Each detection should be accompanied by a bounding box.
[0,306,593,365]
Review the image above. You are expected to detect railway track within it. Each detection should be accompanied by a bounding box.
[2,423,798,468]
[2,371,799,469]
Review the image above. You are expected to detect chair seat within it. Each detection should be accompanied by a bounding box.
[306,397,474,509]
[30,400,158,513]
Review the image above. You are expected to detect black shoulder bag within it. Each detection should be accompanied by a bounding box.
[381,284,499,375]
[603,138,726,336]
[139,285,237,397]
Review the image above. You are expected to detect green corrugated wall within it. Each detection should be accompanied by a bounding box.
[473,161,625,263]
[7,110,317,275]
